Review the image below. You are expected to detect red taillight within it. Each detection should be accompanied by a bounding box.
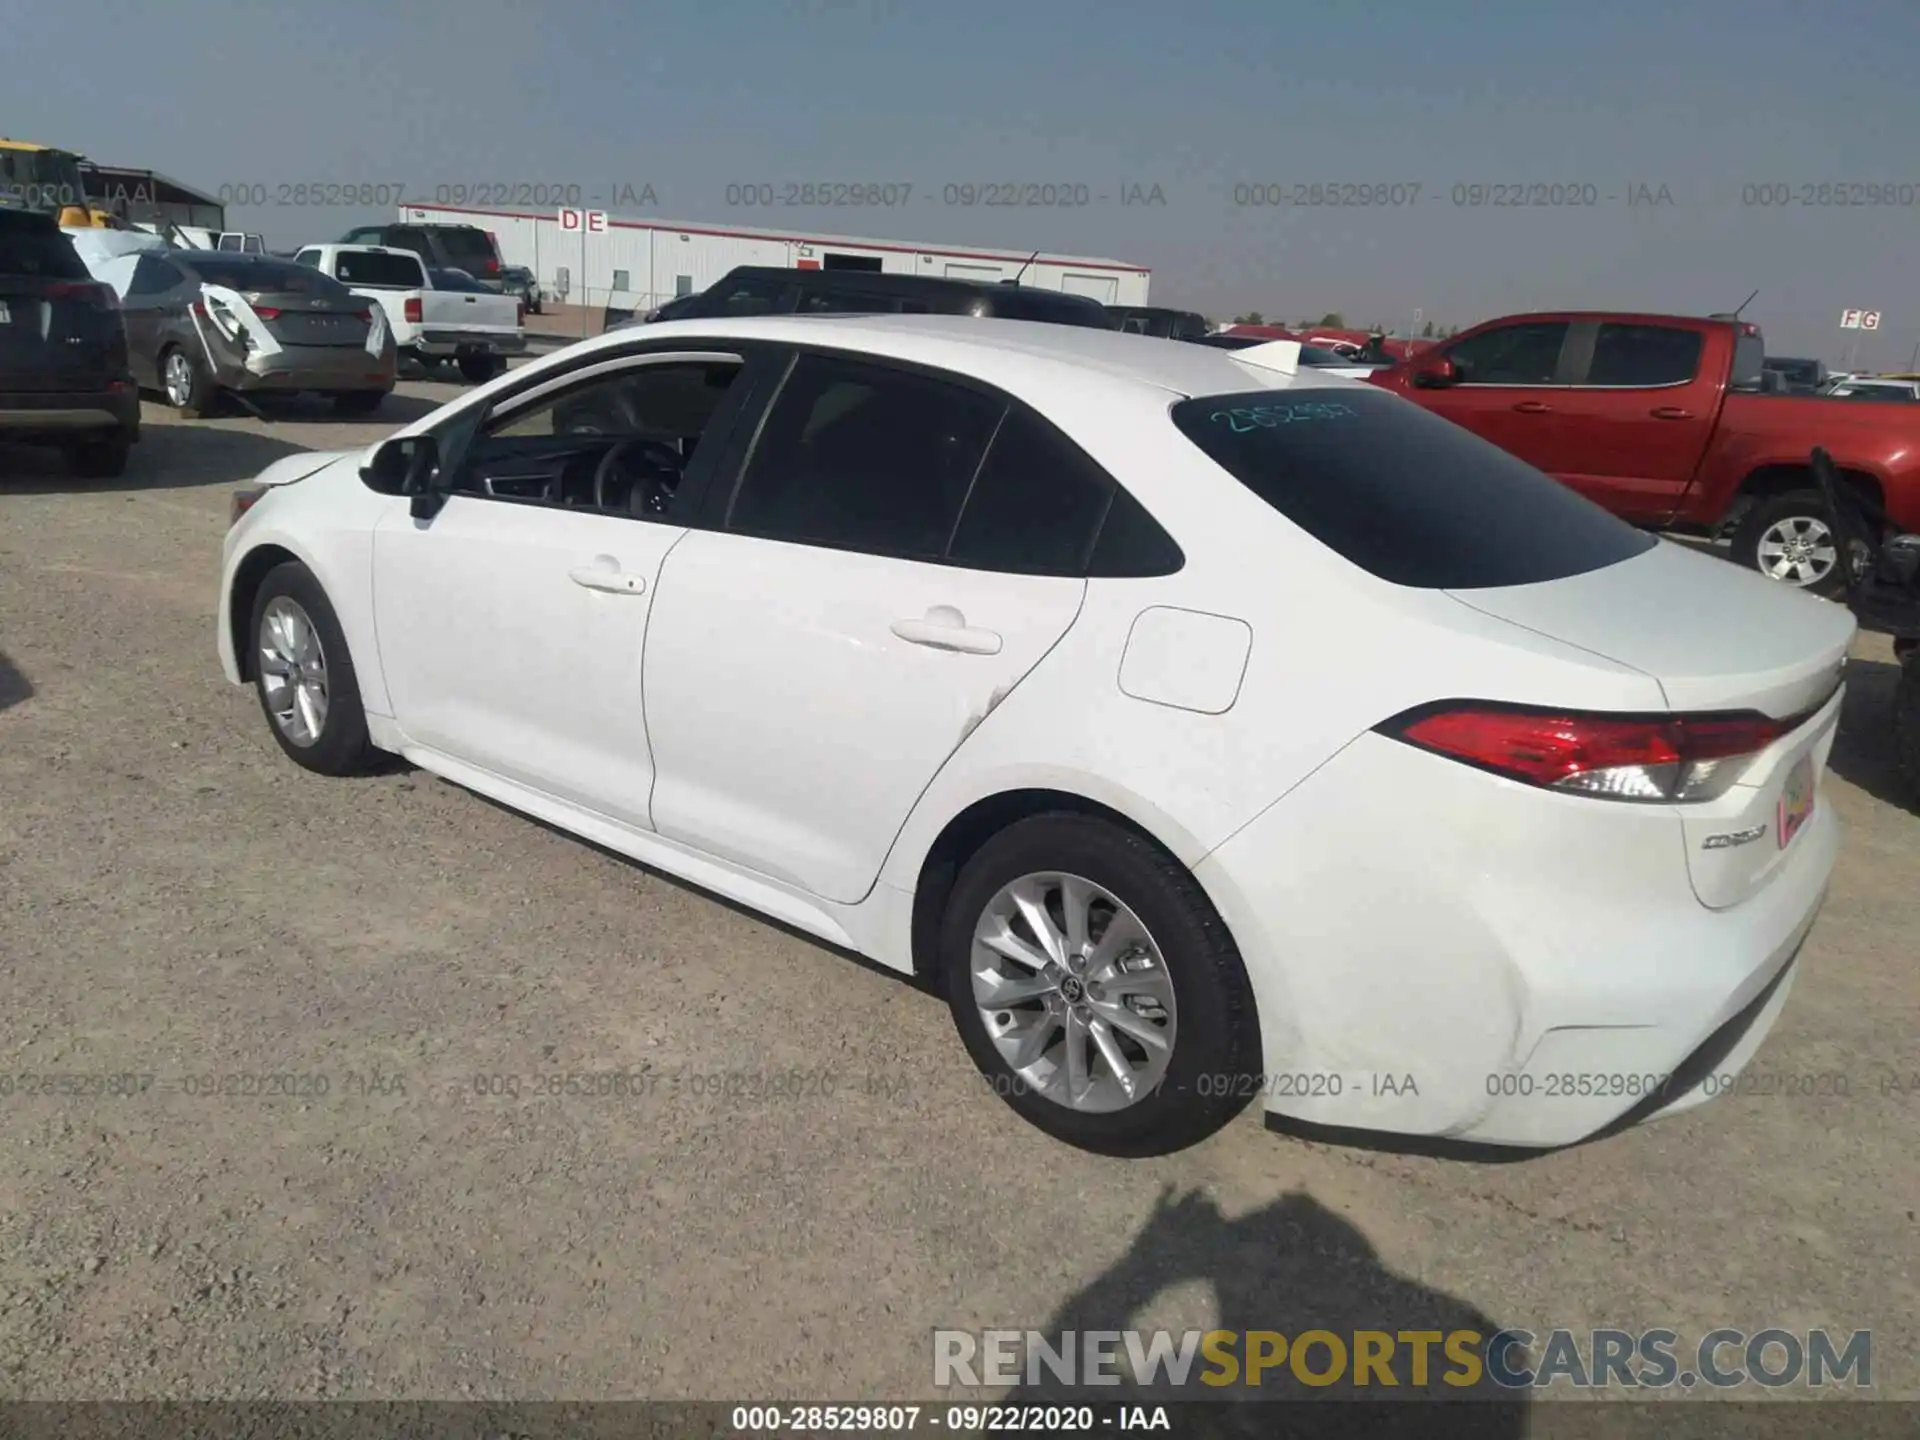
[191,300,208,319]
[46,280,117,310]
[516,301,525,324]
[1380,703,1817,803]
[404,297,423,324]
[252,306,282,320]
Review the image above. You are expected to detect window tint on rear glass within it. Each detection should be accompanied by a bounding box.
[948,408,1115,574]
[335,250,425,288]
[188,259,340,294]
[1445,321,1568,384]
[1585,323,1704,386]
[0,218,88,279]
[437,229,496,269]
[1170,389,1655,589]
[728,353,1003,559]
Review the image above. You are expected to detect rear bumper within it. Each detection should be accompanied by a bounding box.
[228,347,395,394]
[0,383,141,439]
[1192,729,1842,1149]
[415,331,527,356]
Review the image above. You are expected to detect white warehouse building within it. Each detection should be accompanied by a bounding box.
[396,201,1150,313]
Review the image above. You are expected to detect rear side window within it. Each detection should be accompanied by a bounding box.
[0,216,88,279]
[948,409,1114,574]
[728,353,1003,559]
[1584,323,1704,386]
[335,250,425,288]
[1170,389,1654,589]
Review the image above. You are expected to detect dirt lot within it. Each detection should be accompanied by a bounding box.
[1,358,1917,1409]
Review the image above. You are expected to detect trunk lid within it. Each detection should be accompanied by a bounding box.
[1446,538,1853,909]
[253,290,374,348]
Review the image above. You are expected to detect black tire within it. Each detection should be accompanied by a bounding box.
[65,433,131,478]
[940,813,1260,1157]
[247,561,383,777]
[160,345,218,419]
[332,390,386,415]
[457,351,503,384]
[1729,489,1854,596]
[1897,654,1920,812]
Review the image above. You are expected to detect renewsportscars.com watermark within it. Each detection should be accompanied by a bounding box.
[932,1327,1872,1391]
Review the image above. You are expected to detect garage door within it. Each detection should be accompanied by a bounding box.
[945,262,1005,283]
[1061,273,1119,303]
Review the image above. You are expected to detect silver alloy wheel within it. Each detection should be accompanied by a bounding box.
[164,351,195,408]
[1755,514,1838,587]
[258,597,330,747]
[970,872,1176,1113]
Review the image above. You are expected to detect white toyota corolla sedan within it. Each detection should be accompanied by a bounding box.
[217,314,1852,1157]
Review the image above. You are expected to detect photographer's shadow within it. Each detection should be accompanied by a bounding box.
[1006,1186,1526,1435]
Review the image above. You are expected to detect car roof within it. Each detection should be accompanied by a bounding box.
[569,312,1365,399]
[723,266,1095,300]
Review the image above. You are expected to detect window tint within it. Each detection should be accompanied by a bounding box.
[714,277,790,316]
[1445,321,1568,385]
[797,289,898,314]
[127,254,182,295]
[0,216,88,279]
[728,354,1003,558]
[185,258,342,294]
[948,409,1114,574]
[334,249,425,288]
[1088,486,1184,577]
[386,228,432,257]
[1585,323,1704,386]
[1170,389,1654,589]
[435,228,496,270]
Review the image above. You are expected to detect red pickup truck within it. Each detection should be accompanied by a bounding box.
[1368,311,1920,592]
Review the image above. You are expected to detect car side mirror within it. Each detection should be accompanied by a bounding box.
[360,436,446,517]
[1412,357,1460,389]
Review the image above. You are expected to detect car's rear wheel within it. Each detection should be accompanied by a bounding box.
[1730,489,1866,595]
[457,352,503,384]
[248,561,382,777]
[65,433,131,479]
[161,346,217,418]
[940,813,1259,1156]
[332,390,385,415]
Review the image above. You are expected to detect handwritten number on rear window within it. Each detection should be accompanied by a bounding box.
[1211,402,1359,433]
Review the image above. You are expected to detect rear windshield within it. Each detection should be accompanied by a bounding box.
[188,258,342,294]
[335,250,425,288]
[1170,388,1656,589]
[0,215,89,279]
[993,292,1114,328]
[435,228,496,270]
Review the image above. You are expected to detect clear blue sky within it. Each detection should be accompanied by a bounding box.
[14,0,1920,363]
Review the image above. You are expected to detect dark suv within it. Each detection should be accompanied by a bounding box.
[631,266,1117,329]
[338,222,506,291]
[1107,305,1209,340]
[0,206,140,477]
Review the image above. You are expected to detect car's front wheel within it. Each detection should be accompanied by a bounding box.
[247,561,382,776]
[941,813,1260,1156]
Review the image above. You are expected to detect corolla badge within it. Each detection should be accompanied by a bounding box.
[1702,824,1767,851]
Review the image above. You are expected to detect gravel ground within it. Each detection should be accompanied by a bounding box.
[0,365,1916,1408]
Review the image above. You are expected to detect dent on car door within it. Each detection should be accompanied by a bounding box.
[641,353,1091,904]
[371,348,762,828]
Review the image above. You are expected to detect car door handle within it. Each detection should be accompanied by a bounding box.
[891,606,1002,655]
[1649,406,1695,420]
[1511,400,1554,414]
[568,557,645,594]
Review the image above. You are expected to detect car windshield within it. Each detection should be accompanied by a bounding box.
[187,257,346,295]
[1170,387,1656,589]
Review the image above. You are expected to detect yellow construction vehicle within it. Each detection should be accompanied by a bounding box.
[0,137,120,227]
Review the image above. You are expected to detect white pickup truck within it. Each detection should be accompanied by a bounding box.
[290,243,525,382]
